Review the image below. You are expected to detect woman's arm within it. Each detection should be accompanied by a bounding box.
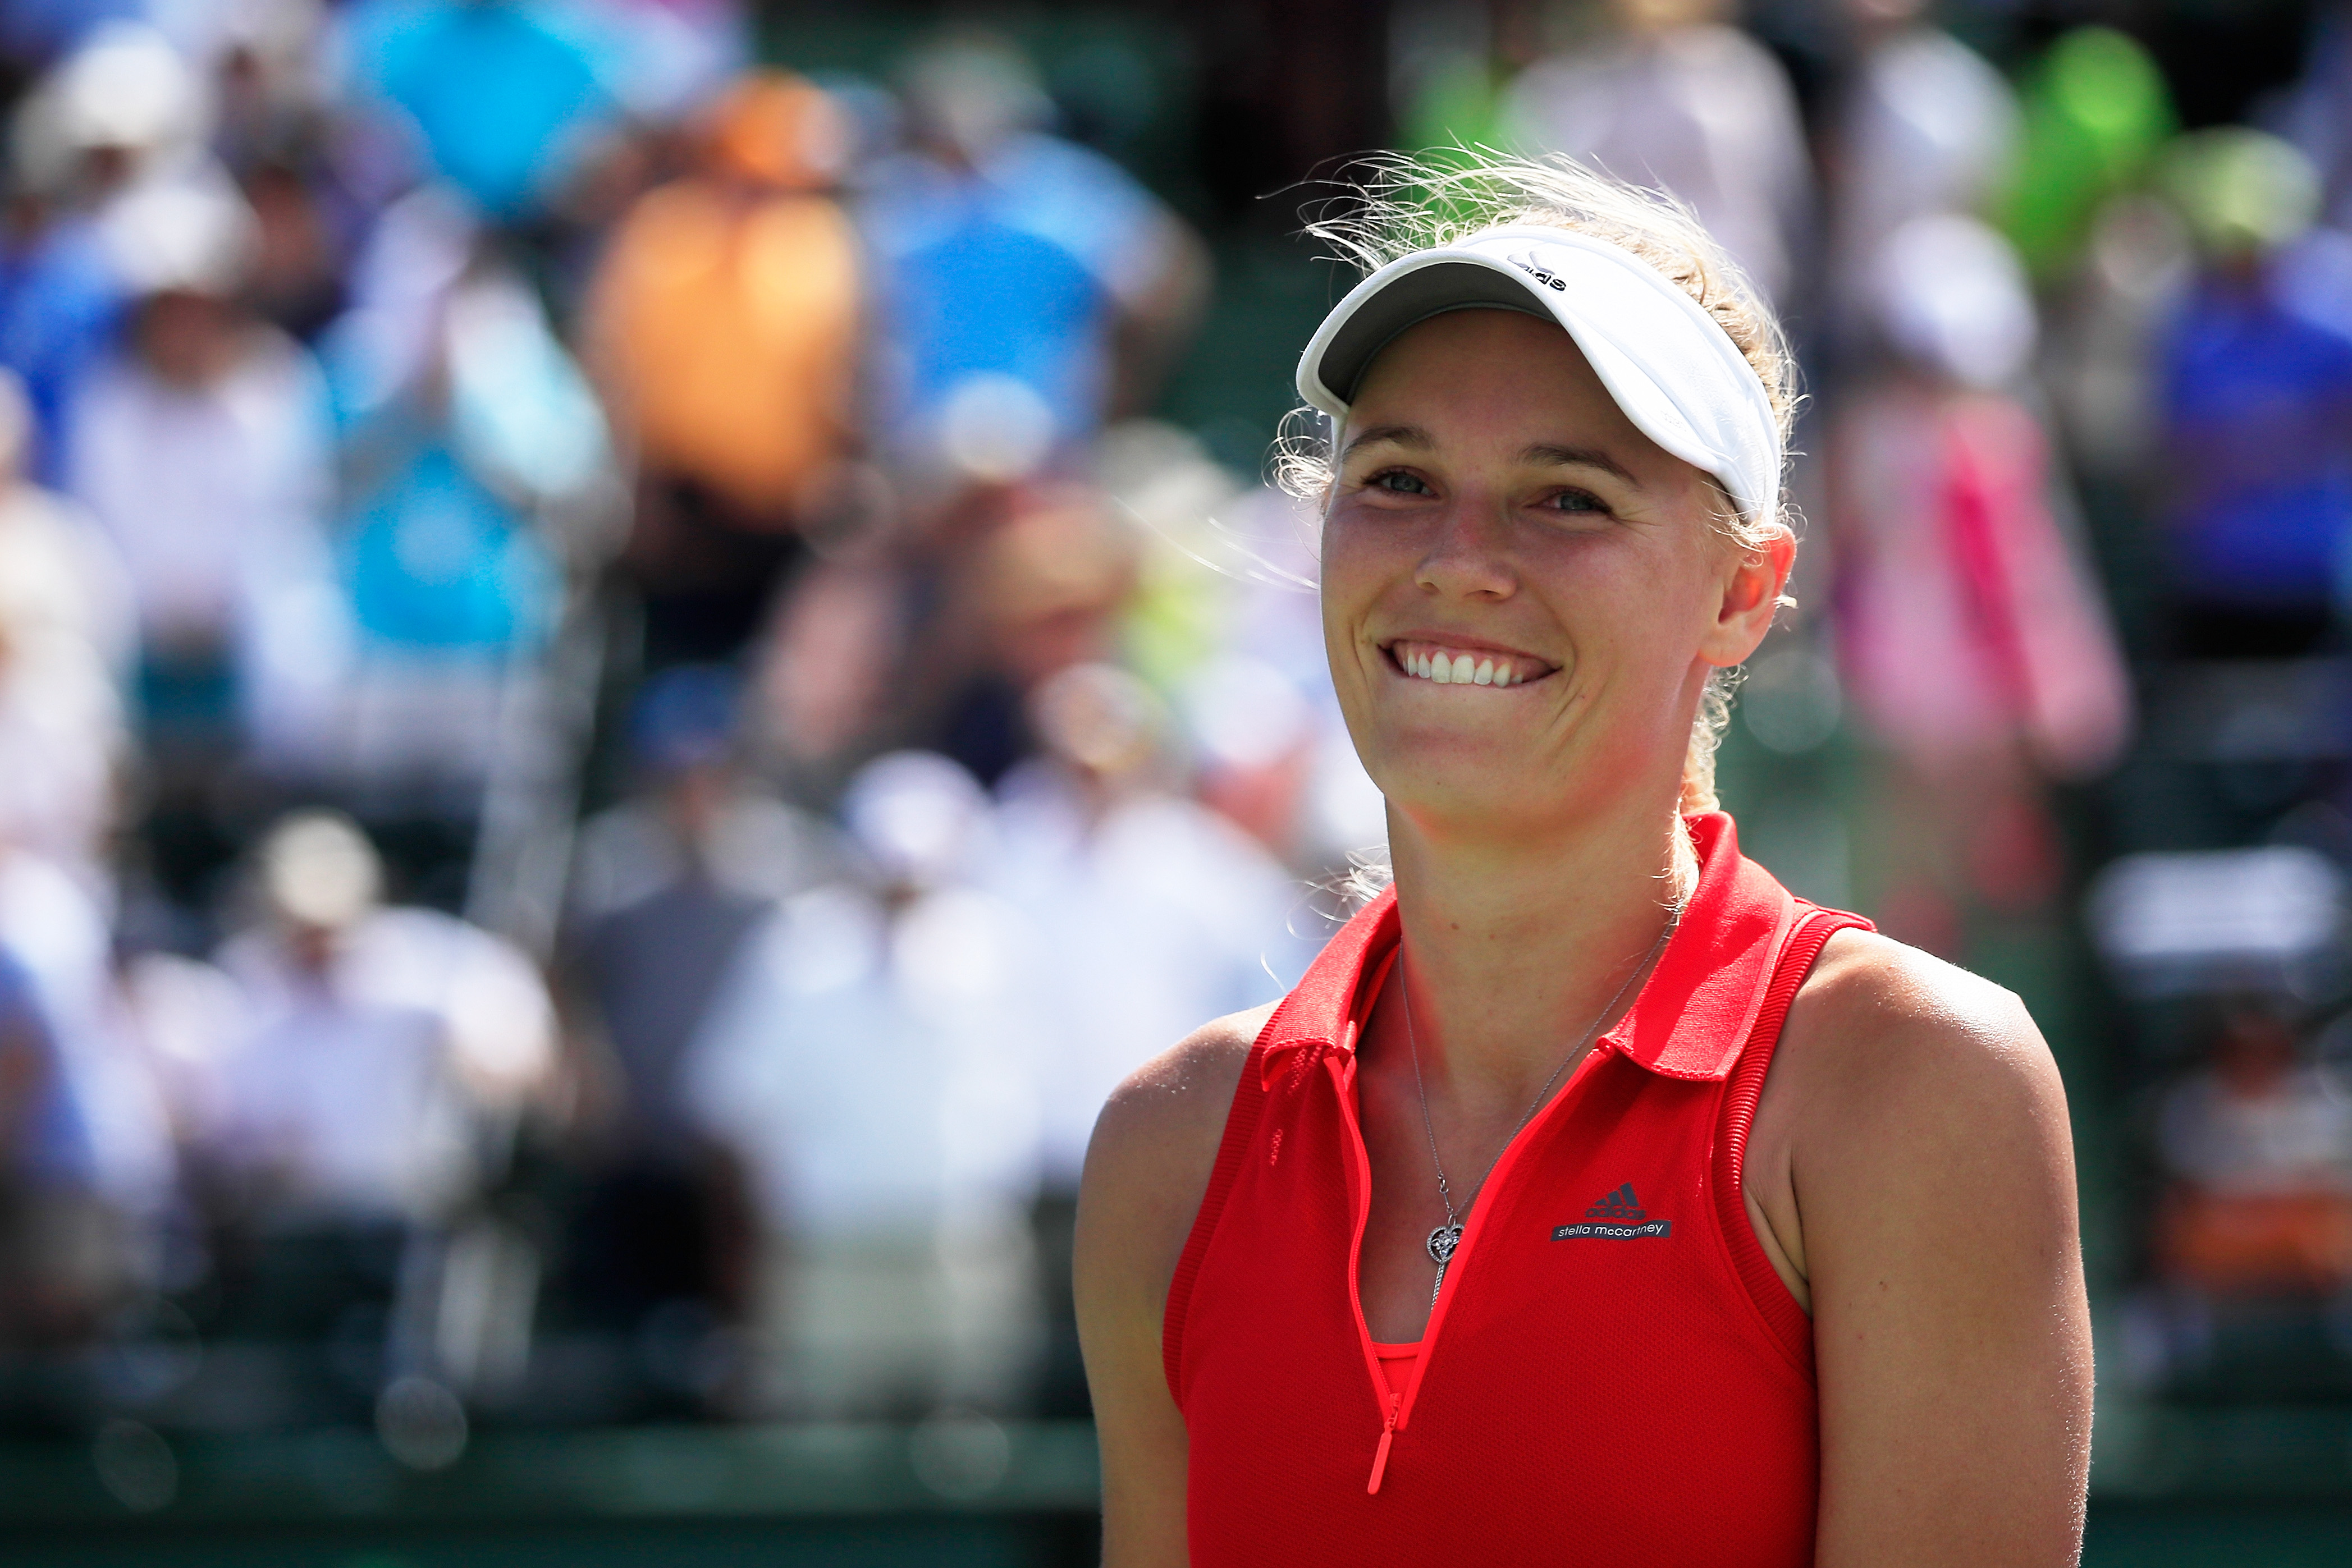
[1778,934,2093,1566]
[1074,1008,1266,1568]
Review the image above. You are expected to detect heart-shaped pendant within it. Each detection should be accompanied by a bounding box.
[1426,1223,1462,1266]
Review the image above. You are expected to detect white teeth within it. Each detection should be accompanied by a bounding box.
[1398,645,1540,686]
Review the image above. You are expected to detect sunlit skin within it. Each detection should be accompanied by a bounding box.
[1077,300,2092,1568]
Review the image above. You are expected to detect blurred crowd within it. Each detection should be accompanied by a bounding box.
[0,0,1363,1443]
[3,0,2352,1465]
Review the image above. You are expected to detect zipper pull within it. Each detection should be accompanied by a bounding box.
[1366,1392,1401,1494]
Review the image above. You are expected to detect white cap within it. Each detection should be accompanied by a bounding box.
[102,176,260,298]
[1295,226,1782,522]
[1872,214,2036,391]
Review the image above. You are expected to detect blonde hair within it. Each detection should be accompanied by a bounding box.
[1279,149,1798,815]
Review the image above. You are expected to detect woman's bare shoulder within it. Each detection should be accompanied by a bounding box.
[1083,1003,1274,1213]
[1777,927,2067,1163]
[1077,1006,1275,1568]
[1791,927,2049,1065]
[1077,1005,1274,1319]
[1770,939,2091,1560]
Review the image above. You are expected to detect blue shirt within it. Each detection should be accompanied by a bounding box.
[346,0,615,219]
[0,216,123,486]
[862,133,1166,456]
[2161,266,2352,609]
[343,442,552,651]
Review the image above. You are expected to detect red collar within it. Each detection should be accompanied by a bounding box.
[1257,812,1800,1088]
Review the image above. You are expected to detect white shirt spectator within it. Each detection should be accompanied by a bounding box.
[0,477,133,876]
[1503,21,1811,305]
[0,849,176,1216]
[211,905,556,1221]
[686,879,1046,1238]
[65,327,350,768]
[1830,25,2019,349]
[986,763,1308,1189]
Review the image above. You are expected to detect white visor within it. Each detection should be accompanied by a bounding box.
[1295,226,1782,522]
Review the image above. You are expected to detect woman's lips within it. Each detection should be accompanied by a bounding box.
[1385,639,1558,688]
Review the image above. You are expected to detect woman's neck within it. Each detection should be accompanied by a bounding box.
[1381,788,1690,1112]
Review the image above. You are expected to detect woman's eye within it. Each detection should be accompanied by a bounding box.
[1369,470,1433,496]
[1545,488,1609,515]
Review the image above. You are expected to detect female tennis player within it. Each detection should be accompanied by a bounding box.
[1075,155,2092,1566]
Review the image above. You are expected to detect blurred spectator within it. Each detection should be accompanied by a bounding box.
[196,0,333,180]
[0,180,118,488]
[562,665,838,1338]
[1088,424,1389,876]
[2152,130,2352,659]
[342,0,617,221]
[325,188,606,791]
[584,71,861,665]
[2284,2,2352,233]
[987,664,1303,1410]
[991,663,1301,1194]
[863,31,1209,485]
[237,156,350,342]
[759,479,1143,787]
[687,752,1044,1417]
[65,175,345,774]
[926,480,1143,786]
[0,945,124,1346]
[0,21,213,482]
[572,0,752,127]
[1824,0,2016,355]
[1837,214,2131,774]
[2156,1007,2352,1297]
[0,844,176,1336]
[197,6,366,356]
[2000,26,2176,284]
[1179,650,1323,866]
[2038,192,2194,508]
[205,812,554,1228]
[0,368,130,878]
[1831,213,2130,948]
[1501,0,1810,304]
[99,937,249,1174]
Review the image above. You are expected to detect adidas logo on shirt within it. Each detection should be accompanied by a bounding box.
[1553,1183,1672,1240]
[1586,1183,1645,1221]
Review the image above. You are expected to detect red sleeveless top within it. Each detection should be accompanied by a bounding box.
[1165,813,1870,1565]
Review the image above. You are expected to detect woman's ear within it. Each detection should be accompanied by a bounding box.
[1699,522,1794,669]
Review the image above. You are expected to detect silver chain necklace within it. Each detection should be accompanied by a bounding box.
[1401,905,1682,1305]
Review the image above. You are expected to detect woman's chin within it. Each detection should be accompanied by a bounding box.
[1369,758,1567,831]
[1363,716,1560,781]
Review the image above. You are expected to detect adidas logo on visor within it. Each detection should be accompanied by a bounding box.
[1507,252,1570,292]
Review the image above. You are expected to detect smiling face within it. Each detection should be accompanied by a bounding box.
[1320,307,1789,844]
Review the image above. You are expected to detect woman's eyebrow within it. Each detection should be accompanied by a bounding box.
[1523,444,1640,487]
[1340,423,1431,460]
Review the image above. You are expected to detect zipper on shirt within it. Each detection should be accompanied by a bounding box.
[1367,1390,1401,1494]
[1334,1033,1614,1497]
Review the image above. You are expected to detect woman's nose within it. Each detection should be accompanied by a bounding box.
[1415,502,1518,600]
